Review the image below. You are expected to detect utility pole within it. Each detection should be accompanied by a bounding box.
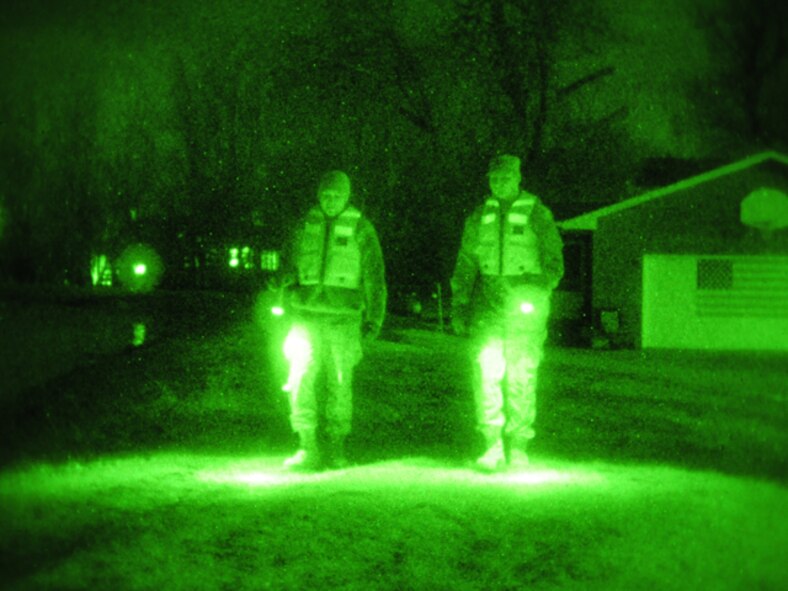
[436,281,444,332]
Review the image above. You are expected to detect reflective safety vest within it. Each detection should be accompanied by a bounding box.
[477,195,542,276]
[297,206,362,289]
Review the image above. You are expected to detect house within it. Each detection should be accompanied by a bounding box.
[558,151,788,351]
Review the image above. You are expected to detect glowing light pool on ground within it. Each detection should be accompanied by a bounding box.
[194,456,605,490]
[2,452,783,591]
[0,453,606,499]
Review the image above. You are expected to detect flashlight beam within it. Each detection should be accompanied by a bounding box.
[282,327,312,393]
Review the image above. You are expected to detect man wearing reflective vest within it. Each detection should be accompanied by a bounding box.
[451,155,564,472]
[281,170,386,471]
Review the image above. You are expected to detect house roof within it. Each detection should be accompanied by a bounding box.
[558,150,788,231]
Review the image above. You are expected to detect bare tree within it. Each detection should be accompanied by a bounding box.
[452,0,622,167]
[694,0,788,148]
[169,31,273,274]
[448,0,636,208]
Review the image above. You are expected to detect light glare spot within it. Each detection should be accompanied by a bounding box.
[132,323,146,347]
[282,326,312,392]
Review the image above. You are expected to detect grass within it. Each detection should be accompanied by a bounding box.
[0,291,786,589]
[1,454,785,590]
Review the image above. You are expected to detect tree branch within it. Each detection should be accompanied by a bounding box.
[557,66,615,99]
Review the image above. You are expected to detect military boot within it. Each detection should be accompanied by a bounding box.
[508,448,530,469]
[475,438,505,473]
[325,435,349,470]
[505,434,530,469]
[284,429,321,471]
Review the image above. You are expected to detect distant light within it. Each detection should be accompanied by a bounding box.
[520,301,534,314]
[116,243,164,292]
[242,246,254,269]
[271,306,284,317]
[132,323,146,347]
[229,247,240,268]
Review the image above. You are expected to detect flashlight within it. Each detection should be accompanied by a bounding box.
[270,281,287,317]
[520,301,534,314]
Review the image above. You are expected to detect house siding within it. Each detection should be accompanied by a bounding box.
[592,161,788,347]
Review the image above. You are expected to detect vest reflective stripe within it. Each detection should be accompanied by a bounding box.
[477,195,542,276]
[297,206,362,289]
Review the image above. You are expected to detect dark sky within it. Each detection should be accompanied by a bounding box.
[2,0,754,160]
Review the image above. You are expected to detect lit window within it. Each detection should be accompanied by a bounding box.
[241,246,254,270]
[90,254,113,287]
[261,250,280,271]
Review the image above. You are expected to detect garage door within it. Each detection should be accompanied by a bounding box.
[642,254,788,350]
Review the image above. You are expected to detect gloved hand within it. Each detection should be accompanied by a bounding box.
[521,273,550,289]
[451,313,469,337]
[362,321,380,343]
[266,274,295,292]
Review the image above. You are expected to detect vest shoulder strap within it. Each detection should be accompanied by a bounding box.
[342,206,362,220]
[480,199,499,224]
[305,206,324,224]
[304,206,363,225]
[513,193,537,208]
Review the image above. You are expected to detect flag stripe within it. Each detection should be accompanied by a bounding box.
[695,256,788,319]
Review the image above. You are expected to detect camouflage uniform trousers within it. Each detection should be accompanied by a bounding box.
[288,316,363,438]
[472,312,549,451]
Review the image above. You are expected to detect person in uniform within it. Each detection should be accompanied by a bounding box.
[451,155,564,471]
[279,170,387,471]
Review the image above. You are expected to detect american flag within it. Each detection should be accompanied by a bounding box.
[695,256,788,318]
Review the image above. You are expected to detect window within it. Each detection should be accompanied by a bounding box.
[261,250,280,271]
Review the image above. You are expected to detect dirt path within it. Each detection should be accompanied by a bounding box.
[1,453,785,590]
